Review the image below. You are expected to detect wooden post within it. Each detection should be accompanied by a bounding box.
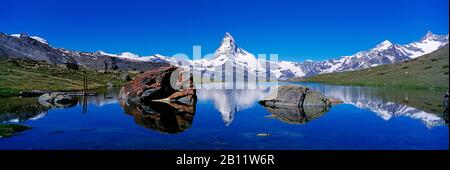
[83,71,87,95]
[82,71,88,114]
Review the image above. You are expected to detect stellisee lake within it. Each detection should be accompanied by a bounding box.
[0,82,448,150]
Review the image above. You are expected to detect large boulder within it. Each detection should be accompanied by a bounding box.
[258,85,334,108]
[258,85,338,124]
[118,66,197,133]
[258,85,309,108]
[304,90,331,107]
[119,66,197,105]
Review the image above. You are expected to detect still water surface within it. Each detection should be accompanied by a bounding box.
[0,82,448,150]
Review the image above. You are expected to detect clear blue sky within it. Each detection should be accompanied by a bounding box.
[1,0,448,61]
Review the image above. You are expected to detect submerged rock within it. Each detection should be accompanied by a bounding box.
[256,133,271,137]
[38,92,78,108]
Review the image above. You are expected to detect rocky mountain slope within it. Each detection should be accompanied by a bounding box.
[0,32,169,71]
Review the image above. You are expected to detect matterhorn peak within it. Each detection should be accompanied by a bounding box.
[421,30,437,41]
[216,32,239,54]
[374,40,393,50]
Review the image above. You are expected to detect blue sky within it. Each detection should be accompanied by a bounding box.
[1,0,448,61]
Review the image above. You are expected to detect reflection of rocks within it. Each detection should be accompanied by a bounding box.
[262,105,329,124]
[258,85,334,125]
[0,124,31,138]
[119,100,196,134]
[38,92,78,108]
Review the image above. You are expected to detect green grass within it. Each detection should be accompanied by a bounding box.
[300,45,449,90]
[0,124,31,137]
[0,58,136,97]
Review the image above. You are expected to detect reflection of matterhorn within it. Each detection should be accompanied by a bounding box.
[197,84,270,126]
[317,85,446,128]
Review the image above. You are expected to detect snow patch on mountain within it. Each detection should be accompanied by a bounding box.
[11,34,49,45]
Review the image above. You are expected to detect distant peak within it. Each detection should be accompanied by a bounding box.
[374,40,393,50]
[216,32,238,54]
[380,40,392,45]
[224,32,233,37]
[421,30,437,41]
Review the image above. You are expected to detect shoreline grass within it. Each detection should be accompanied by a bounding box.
[0,58,135,97]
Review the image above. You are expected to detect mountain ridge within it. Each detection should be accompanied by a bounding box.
[1,31,448,80]
[301,45,449,89]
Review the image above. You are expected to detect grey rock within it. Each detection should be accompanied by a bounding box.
[38,92,77,108]
[258,85,309,108]
[304,90,331,107]
[258,85,334,124]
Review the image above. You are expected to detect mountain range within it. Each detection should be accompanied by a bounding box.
[1,31,448,79]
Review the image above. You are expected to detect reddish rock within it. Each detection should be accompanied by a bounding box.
[119,66,196,105]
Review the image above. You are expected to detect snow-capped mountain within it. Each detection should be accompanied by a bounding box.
[292,31,449,77]
[10,33,49,45]
[180,31,448,80]
[0,32,169,71]
[1,31,447,79]
[190,33,275,81]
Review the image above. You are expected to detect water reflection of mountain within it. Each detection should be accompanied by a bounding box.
[0,97,50,123]
[304,83,448,128]
[196,84,271,126]
[197,82,447,128]
[119,100,196,134]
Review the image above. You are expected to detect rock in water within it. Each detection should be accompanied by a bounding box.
[38,92,77,108]
[258,85,339,124]
[259,85,333,108]
[304,90,331,107]
[258,85,309,108]
[119,66,197,105]
[118,66,197,133]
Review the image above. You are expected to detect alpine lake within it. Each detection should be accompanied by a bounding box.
[0,82,448,150]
